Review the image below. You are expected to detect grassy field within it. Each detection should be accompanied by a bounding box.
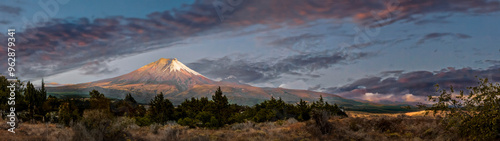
[0,110,465,141]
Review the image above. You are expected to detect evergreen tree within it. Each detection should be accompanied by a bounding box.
[211,87,229,126]
[36,79,47,116]
[124,93,137,104]
[148,92,175,124]
[1,76,27,114]
[311,95,347,117]
[212,87,228,107]
[25,81,38,120]
[249,96,292,122]
[111,93,143,117]
[296,99,311,121]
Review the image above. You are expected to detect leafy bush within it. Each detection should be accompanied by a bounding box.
[135,115,152,126]
[420,78,500,140]
[311,110,332,135]
[72,109,135,141]
[178,117,200,128]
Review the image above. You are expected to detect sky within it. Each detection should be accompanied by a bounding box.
[0,0,499,104]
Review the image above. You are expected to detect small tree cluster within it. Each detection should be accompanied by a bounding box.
[176,87,241,128]
[1,75,348,130]
[244,95,347,123]
[311,95,348,117]
[111,93,146,117]
[25,81,47,121]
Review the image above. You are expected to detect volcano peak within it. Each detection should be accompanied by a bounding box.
[148,58,201,76]
[98,58,211,86]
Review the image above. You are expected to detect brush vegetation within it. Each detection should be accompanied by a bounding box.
[1,76,499,140]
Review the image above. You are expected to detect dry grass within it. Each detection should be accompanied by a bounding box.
[0,118,73,141]
[1,111,465,141]
[346,110,445,118]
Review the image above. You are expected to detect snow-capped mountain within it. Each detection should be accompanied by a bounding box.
[98,58,213,90]
[47,58,365,107]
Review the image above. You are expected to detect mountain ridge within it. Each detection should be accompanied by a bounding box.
[47,58,394,111]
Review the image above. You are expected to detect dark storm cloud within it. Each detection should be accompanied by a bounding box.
[188,50,372,83]
[417,32,472,44]
[1,0,499,79]
[0,5,22,15]
[325,66,500,98]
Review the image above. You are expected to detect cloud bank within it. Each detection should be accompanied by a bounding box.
[0,0,498,80]
[188,50,372,83]
[325,65,500,103]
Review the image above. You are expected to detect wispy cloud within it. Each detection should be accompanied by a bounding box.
[188,50,372,83]
[0,20,11,24]
[417,32,471,44]
[80,61,118,75]
[0,5,22,15]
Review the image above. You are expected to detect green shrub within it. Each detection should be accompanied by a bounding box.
[135,116,152,126]
[178,117,200,128]
[73,109,134,141]
[311,110,332,135]
[420,78,500,140]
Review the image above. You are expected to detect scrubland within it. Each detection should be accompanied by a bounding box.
[1,111,464,141]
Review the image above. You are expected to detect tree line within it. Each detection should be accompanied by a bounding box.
[0,76,347,128]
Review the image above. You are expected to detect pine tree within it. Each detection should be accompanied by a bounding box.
[212,87,229,126]
[297,99,311,121]
[36,79,47,116]
[25,81,37,120]
[212,87,228,109]
[148,92,174,124]
[124,93,137,104]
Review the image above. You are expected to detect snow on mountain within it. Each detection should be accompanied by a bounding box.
[165,58,202,76]
[104,58,212,85]
[48,58,366,107]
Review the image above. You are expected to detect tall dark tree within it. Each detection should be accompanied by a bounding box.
[148,92,175,124]
[0,75,11,110]
[25,81,38,120]
[0,77,27,111]
[296,99,311,121]
[212,87,229,126]
[212,87,229,111]
[36,79,47,115]
[39,79,46,98]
